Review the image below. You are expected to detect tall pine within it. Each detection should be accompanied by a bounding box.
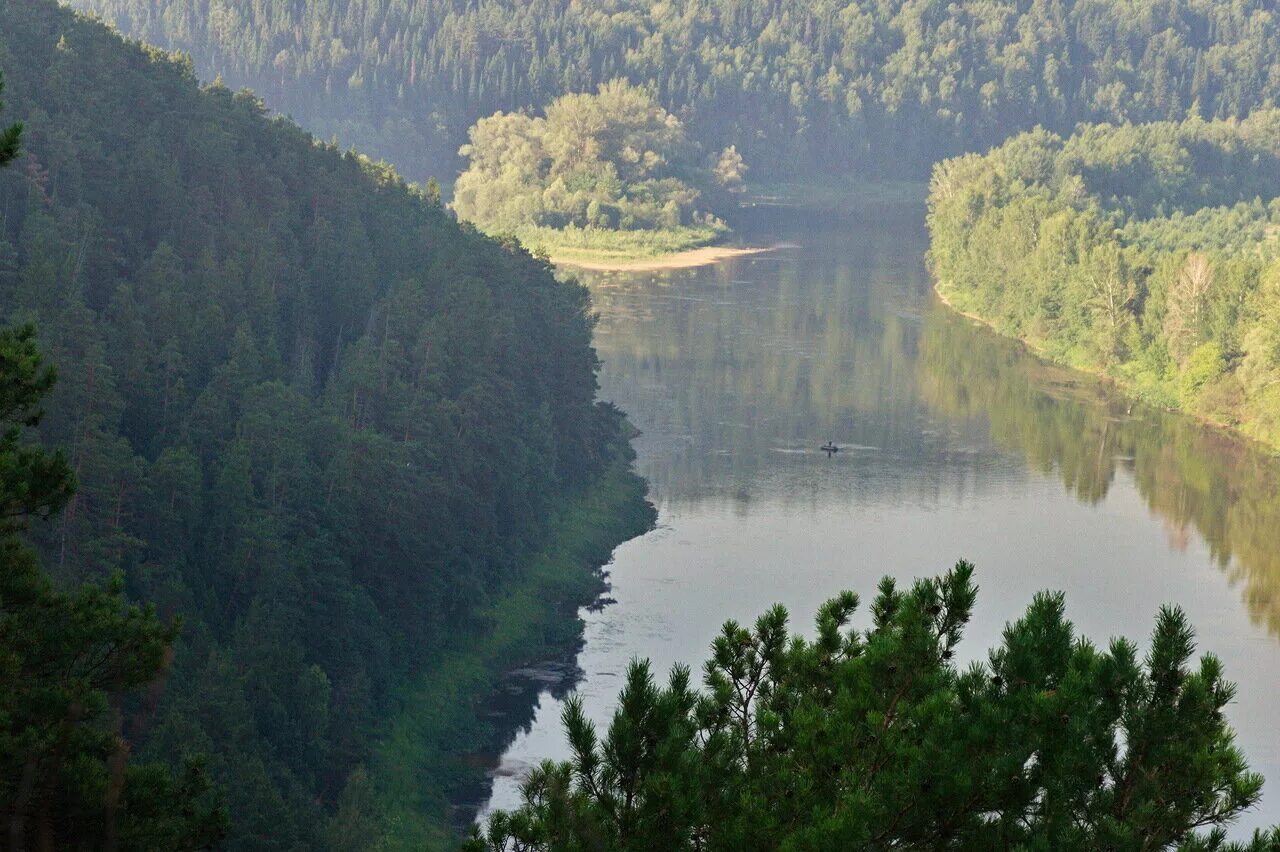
[471,563,1279,850]
[0,81,226,850]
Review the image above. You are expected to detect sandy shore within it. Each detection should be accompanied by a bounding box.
[549,244,775,272]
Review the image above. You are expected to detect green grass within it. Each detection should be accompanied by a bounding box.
[512,223,728,264]
[363,458,655,849]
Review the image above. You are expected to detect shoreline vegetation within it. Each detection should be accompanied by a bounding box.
[933,283,1280,456]
[520,180,928,270]
[364,450,655,848]
[514,223,730,268]
[452,81,742,271]
[927,114,1280,455]
[548,243,773,271]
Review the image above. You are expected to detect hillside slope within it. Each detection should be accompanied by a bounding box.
[0,1,648,846]
[68,0,1280,181]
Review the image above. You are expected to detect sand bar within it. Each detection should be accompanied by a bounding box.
[549,244,774,272]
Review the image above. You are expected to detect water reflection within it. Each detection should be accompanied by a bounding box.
[480,207,1280,830]
[588,211,1011,510]
[918,306,1280,636]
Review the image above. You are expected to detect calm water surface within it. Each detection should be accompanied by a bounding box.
[480,206,1280,830]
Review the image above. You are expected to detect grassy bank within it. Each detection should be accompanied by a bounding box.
[362,456,655,848]
[514,223,728,266]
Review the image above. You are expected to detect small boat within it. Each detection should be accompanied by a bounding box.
[821,442,840,454]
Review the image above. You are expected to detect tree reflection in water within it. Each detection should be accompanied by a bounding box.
[918,304,1280,638]
[575,207,1280,638]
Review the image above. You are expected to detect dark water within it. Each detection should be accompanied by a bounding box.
[481,206,1280,830]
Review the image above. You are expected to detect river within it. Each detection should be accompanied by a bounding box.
[478,204,1280,831]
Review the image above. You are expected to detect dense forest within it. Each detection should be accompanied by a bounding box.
[0,0,650,847]
[471,563,1278,849]
[0,326,229,849]
[68,0,1280,182]
[1,82,227,851]
[927,111,1280,448]
[10,0,1280,847]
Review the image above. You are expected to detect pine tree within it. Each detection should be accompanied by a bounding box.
[0,98,225,847]
[469,563,1279,850]
[0,322,227,849]
[0,74,19,167]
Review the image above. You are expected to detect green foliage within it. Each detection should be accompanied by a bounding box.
[0,325,73,529]
[0,74,19,167]
[927,111,1280,447]
[69,0,1280,181]
[713,146,746,190]
[511,224,727,265]
[368,449,654,847]
[0,323,227,849]
[454,80,721,237]
[0,1,644,846]
[469,563,1276,850]
[1179,342,1227,403]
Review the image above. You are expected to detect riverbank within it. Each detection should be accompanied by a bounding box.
[933,283,1280,455]
[516,223,729,268]
[482,181,926,271]
[551,243,774,271]
[362,453,655,847]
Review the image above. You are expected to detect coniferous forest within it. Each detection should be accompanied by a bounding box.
[3,0,1280,849]
[0,0,651,846]
[67,0,1280,182]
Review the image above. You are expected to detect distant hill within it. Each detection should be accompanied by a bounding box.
[0,0,638,845]
[68,0,1280,182]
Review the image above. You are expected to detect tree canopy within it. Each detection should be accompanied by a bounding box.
[69,0,1280,181]
[927,110,1280,448]
[0,322,228,850]
[469,563,1277,850]
[0,1,645,846]
[453,80,722,236]
[0,104,223,847]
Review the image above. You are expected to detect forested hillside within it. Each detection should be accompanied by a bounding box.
[0,1,648,846]
[67,0,1280,182]
[927,111,1280,447]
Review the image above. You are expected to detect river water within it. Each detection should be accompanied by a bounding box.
[479,205,1280,831]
